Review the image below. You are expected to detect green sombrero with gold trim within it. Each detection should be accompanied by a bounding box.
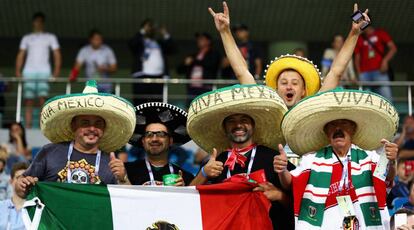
[282,88,399,155]
[264,54,321,97]
[40,80,136,152]
[187,84,288,153]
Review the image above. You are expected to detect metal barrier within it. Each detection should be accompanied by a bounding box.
[0,77,412,124]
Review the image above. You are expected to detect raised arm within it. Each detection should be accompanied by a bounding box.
[320,4,370,92]
[208,2,256,84]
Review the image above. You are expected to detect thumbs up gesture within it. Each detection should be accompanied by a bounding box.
[109,152,129,184]
[203,148,224,178]
[273,144,288,174]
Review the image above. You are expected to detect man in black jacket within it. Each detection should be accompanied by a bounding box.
[128,19,174,105]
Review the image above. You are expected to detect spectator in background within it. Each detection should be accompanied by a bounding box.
[128,19,174,105]
[0,158,11,201]
[177,32,221,106]
[390,208,414,230]
[354,24,397,101]
[221,24,263,80]
[69,29,117,93]
[1,122,30,174]
[395,116,414,155]
[322,34,357,86]
[193,148,209,167]
[388,159,413,209]
[15,12,61,128]
[293,48,306,58]
[402,180,414,210]
[0,162,28,230]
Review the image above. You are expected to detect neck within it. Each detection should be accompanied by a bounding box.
[332,144,352,158]
[73,141,99,154]
[232,139,254,150]
[147,153,168,167]
[12,194,25,210]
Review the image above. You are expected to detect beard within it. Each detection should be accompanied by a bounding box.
[227,128,253,144]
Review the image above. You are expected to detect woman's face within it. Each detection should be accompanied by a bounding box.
[11,124,23,136]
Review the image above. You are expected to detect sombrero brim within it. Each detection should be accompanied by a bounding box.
[265,55,321,96]
[41,93,136,153]
[187,84,287,153]
[128,102,190,147]
[282,89,399,155]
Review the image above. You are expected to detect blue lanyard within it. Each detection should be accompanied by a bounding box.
[66,142,101,183]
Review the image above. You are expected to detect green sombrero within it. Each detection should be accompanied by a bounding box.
[40,80,136,152]
[187,84,288,153]
[282,88,399,155]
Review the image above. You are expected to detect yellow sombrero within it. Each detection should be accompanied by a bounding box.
[264,54,321,97]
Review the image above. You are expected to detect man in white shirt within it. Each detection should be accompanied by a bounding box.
[15,12,62,128]
[69,29,117,93]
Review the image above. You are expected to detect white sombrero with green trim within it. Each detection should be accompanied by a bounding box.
[40,80,136,153]
[264,54,321,97]
[187,84,288,153]
[282,88,399,155]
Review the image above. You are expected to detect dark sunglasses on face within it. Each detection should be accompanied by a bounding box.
[144,131,169,138]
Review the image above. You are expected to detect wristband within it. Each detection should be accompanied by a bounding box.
[201,166,208,178]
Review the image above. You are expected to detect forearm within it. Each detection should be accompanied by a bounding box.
[53,50,62,77]
[219,30,256,84]
[15,52,25,75]
[386,161,396,183]
[383,46,397,63]
[321,29,359,91]
[278,170,292,191]
[190,172,209,186]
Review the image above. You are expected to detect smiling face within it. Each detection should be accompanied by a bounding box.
[324,119,356,151]
[277,70,306,108]
[223,114,255,145]
[142,123,172,157]
[71,115,106,149]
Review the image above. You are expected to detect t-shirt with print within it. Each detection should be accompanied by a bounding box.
[24,142,117,185]
[19,32,60,73]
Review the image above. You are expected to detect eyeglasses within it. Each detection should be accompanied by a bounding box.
[144,131,169,138]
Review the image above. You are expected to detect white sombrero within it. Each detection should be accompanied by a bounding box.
[187,84,288,153]
[282,89,399,155]
[40,80,136,153]
[264,54,322,97]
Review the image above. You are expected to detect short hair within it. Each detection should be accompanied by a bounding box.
[32,12,46,21]
[11,162,29,179]
[140,18,154,28]
[88,29,102,39]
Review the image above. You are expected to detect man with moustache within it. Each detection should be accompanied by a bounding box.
[188,84,295,230]
[15,81,136,198]
[125,102,194,186]
[275,89,399,229]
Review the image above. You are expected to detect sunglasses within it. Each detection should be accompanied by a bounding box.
[144,131,169,138]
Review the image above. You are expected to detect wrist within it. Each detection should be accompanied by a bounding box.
[201,166,208,178]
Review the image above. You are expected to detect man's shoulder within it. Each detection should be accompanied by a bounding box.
[256,145,278,156]
[39,142,69,155]
[125,159,146,169]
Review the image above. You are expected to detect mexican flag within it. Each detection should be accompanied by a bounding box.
[23,181,272,230]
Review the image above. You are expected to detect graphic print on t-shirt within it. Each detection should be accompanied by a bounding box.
[57,159,101,184]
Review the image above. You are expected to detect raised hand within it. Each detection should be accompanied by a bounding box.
[274,144,288,174]
[203,148,224,178]
[351,4,371,35]
[174,170,185,186]
[381,139,398,161]
[208,1,230,33]
[109,152,128,183]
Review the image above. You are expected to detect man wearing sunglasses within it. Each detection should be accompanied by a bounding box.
[125,102,194,186]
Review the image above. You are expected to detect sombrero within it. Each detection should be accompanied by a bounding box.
[264,54,321,97]
[40,80,136,153]
[281,88,399,155]
[128,102,190,147]
[187,84,288,153]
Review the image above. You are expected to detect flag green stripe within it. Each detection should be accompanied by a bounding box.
[27,182,113,230]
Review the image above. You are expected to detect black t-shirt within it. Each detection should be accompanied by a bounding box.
[24,142,117,185]
[206,145,295,230]
[125,159,194,186]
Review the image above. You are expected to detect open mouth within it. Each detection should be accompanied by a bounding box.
[332,130,345,139]
[232,128,247,136]
[286,93,294,100]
